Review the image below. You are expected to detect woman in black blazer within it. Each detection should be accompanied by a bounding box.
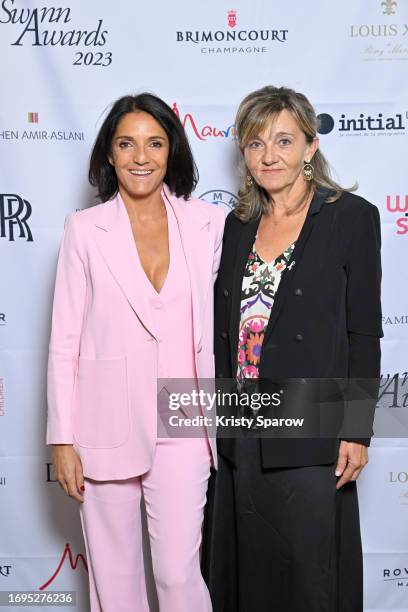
[202,86,382,612]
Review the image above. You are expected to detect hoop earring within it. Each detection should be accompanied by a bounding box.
[303,161,314,182]
[246,174,253,187]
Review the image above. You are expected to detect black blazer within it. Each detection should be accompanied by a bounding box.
[215,188,383,468]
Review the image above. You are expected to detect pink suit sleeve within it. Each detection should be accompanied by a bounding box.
[46,213,87,444]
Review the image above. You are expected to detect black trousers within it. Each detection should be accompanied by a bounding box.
[202,438,363,612]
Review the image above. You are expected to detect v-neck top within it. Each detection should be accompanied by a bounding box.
[138,198,196,379]
[237,240,296,382]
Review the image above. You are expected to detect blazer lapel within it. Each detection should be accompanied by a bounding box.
[162,186,213,352]
[93,194,157,338]
[262,188,328,347]
[229,217,260,375]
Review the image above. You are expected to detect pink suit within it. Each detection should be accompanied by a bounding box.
[46,185,225,611]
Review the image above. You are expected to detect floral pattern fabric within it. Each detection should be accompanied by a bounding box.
[237,241,296,382]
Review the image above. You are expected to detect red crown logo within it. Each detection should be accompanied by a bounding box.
[228,10,237,28]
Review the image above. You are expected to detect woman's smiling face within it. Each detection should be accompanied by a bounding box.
[108,111,169,202]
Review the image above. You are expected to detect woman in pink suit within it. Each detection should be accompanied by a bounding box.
[46,93,224,612]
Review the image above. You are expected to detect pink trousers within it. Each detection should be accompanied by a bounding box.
[79,437,213,612]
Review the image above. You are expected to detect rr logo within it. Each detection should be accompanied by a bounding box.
[0,194,33,241]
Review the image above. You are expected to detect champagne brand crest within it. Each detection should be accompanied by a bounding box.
[227,10,237,28]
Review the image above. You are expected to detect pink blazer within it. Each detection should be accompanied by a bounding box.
[46,185,225,480]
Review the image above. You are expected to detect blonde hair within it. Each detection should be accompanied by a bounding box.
[235,85,355,222]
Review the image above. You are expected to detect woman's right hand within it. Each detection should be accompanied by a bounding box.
[52,445,85,503]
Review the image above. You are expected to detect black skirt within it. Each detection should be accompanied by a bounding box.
[202,438,363,612]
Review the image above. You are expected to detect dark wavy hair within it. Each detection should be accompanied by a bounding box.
[89,93,198,202]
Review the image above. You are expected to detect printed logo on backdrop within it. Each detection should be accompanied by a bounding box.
[0,112,85,143]
[350,0,408,62]
[0,0,113,67]
[385,196,408,235]
[46,462,57,483]
[0,477,6,485]
[383,313,408,324]
[382,1,397,16]
[389,471,408,505]
[227,10,237,28]
[383,565,408,588]
[0,565,12,577]
[377,372,408,437]
[379,371,408,408]
[172,103,235,141]
[0,312,5,326]
[39,544,87,590]
[316,109,407,137]
[199,190,238,216]
[176,9,288,55]
[0,194,33,241]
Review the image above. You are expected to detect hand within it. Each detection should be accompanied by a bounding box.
[335,441,368,490]
[52,445,85,503]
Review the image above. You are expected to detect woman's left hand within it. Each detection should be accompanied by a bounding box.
[335,441,368,490]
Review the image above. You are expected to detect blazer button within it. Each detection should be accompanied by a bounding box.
[295,333,303,342]
[221,331,228,339]
[217,373,224,378]
[223,289,229,297]
[295,288,303,296]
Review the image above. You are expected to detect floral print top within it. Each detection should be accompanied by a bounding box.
[237,240,296,382]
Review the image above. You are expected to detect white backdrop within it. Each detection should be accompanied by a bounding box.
[0,1,407,610]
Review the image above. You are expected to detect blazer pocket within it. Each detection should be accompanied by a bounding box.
[73,356,130,449]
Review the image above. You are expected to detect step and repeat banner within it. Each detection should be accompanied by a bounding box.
[0,1,407,610]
